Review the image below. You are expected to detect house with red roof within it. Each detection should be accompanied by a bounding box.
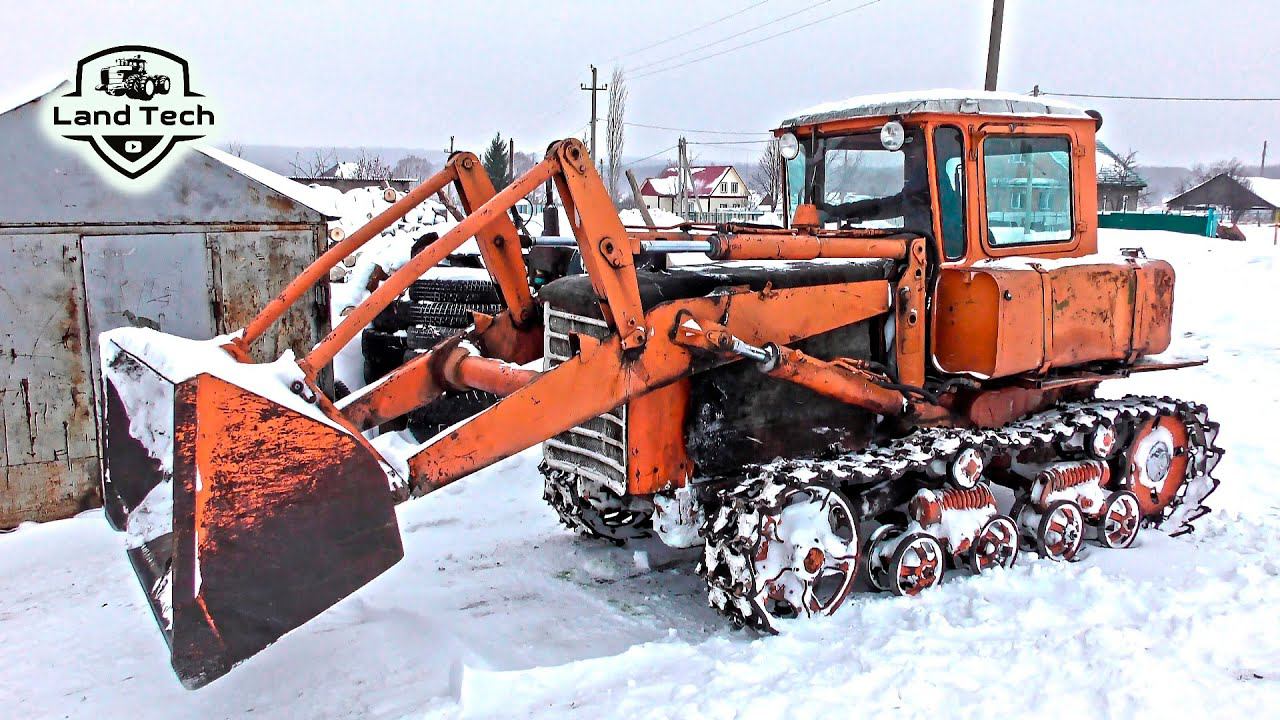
[639,164,750,214]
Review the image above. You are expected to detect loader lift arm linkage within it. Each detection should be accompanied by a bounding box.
[101,137,932,689]
[242,138,928,497]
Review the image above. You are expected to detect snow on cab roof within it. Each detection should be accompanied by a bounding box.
[780,89,1091,128]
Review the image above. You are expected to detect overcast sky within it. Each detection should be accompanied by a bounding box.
[3,0,1276,167]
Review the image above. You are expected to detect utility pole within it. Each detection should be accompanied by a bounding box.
[1261,140,1269,176]
[984,0,1006,92]
[437,135,462,221]
[676,136,689,218]
[626,169,655,227]
[508,138,515,184]
[580,64,608,159]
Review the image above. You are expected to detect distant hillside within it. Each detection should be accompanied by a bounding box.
[1140,166,1194,203]
[228,144,450,177]
[220,143,709,196]
[1142,164,1280,203]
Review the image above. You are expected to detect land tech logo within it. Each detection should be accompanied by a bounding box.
[50,46,214,179]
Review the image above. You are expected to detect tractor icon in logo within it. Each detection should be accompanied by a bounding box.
[95,55,172,101]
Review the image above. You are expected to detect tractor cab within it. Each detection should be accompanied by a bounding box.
[774,91,1100,266]
[774,91,1172,383]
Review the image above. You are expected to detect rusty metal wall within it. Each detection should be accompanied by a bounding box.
[0,226,327,527]
[208,228,327,363]
[0,233,99,525]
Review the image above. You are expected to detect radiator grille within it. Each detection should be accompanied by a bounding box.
[543,307,628,494]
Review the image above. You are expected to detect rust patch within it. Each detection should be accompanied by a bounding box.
[264,194,298,215]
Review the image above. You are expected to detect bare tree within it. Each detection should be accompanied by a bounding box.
[509,150,543,200]
[1175,158,1255,222]
[749,138,781,206]
[354,149,391,180]
[605,67,628,202]
[1116,148,1151,204]
[392,154,435,181]
[225,141,245,158]
[1178,158,1252,193]
[290,148,338,178]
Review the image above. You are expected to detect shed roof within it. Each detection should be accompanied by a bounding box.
[1165,174,1278,211]
[196,145,339,217]
[1243,176,1280,208]
[780,89,1091,128]
[0,83,334,227]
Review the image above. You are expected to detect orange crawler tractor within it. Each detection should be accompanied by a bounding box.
[99,91,1222,688]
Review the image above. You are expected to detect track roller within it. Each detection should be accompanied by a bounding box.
[866,526,945,596]
[1017,499,1085,561]
[969,515,1019,573]
[1094,490,1141,549]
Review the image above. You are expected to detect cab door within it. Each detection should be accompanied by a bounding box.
[972,123,1095,260]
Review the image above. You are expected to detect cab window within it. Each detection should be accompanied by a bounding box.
[786,129,928,230]
[785,139,808,222]
[983,136,1073,246]
[932,127,966,259]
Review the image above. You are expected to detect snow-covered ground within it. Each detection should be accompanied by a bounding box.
[2,228,1278,718]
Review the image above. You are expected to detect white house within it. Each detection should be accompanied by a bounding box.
[639,165,749,213]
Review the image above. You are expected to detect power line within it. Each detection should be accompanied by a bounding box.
[623,144,679,170]
[633,0,884,81]
[1042,90,1280,102]
[688,138,772,146]
[629,0,838,74]
[608,1,773,63]
[625,121,763,136]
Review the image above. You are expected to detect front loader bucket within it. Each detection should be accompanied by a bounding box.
[101,345,403,689]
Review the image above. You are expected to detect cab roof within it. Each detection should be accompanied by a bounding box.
[779,89,1093,128]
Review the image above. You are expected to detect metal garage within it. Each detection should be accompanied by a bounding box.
[0,85,334,526]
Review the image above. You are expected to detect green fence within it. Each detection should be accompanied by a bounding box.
[1097,210,1218,237]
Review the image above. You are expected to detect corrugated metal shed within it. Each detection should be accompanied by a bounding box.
[0,84,334,526]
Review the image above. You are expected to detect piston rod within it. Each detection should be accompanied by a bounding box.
[531,236,714,253]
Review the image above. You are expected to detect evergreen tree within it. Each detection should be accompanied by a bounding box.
[482,132,508,187]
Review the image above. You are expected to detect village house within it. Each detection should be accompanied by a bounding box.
[640,164,749,213]
[1096,141,1148,212]
[289,161,417,193]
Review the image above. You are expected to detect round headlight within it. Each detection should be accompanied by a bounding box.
[880,121,905,151]
[778,132,800,160]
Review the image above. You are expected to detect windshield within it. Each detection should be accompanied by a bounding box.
[786,129,926,230]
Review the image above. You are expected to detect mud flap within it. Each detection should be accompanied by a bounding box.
[102,350,403,689]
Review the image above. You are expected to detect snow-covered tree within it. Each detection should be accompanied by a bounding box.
[483,133,508,188]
